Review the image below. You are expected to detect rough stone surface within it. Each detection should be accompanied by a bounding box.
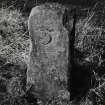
[27,3,70,101]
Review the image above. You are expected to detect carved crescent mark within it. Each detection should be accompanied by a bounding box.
[39,34,52,45]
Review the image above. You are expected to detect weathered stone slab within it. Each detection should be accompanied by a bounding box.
[27,3,70,101]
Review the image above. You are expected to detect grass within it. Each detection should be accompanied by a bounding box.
[0,7,30,64]
[0,2,105,105]
[75,2,105,105]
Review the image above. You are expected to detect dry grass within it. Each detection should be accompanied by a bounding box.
[0,7,30,64]
[0,2,105,105]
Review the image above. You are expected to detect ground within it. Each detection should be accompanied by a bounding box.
[0,1,105,105]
